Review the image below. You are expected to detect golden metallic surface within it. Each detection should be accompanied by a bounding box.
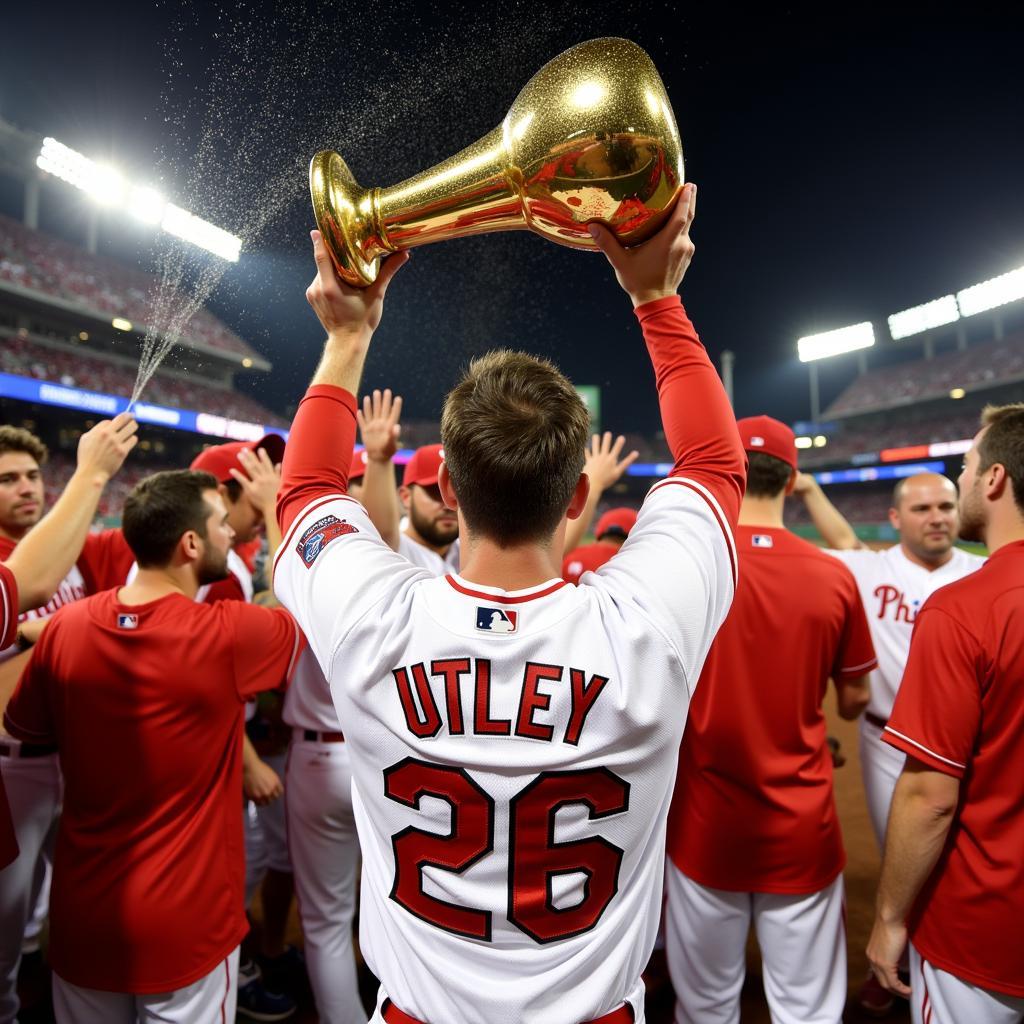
[310,37,684,286]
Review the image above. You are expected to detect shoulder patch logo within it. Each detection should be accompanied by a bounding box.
[752,534,774,548]
[475,606,518,634]
[297,515,359,568]
[117,613,139,629]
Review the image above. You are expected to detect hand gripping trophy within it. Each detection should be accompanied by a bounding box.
[310,37,684,286]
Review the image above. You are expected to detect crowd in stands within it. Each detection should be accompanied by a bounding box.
[0,214,256,360]
[40,450,170,521]
[826,329,1024,417]
[0,332,286,428]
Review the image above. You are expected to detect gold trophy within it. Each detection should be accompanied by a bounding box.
[310,37,683,286]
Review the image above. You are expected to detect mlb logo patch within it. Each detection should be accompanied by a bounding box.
[117,614,139,629]
[749,435,766,447]
[476,607,518,634]
[297,515,359,568]
[752,534,774,548]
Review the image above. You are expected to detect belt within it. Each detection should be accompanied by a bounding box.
[299,728,345,743]
[382,999,633,1024]
[0,741,58,759]
[865,711,888,731]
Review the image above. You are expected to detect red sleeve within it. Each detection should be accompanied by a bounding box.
[77,529,135,594]
[202,574,246,604]
[277,386,358,536]
[0,563,17,649]
[635,296,746,529]
[832,573,878,679]
[3,628,57,744]
[228,604,306,700]
[883,607,983,778]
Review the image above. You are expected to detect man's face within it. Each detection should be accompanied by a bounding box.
[222,483,263,545]
[957,430,987,543]
[0,452,44,539]
[888,474,959,563]
[407,482,459,548]
[196,490,235,584]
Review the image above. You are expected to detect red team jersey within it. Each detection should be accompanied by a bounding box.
[884,540,1024,998]
[3,589,303,993]
[274,296,746,1022]
[668,526,877,893]
[0,561,18,868]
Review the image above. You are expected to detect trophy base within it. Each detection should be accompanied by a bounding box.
[309,150,381,287]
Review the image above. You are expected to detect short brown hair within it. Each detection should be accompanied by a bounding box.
[0,426,48,465]
[978,403,1024,512]
[745,451,793,499]
[122,470,219,568]
[441,350,590,545]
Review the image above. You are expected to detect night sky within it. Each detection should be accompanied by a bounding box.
[2,3,1022,434]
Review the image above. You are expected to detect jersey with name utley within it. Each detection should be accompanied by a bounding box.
[826,545,984,719]
[276,480,736,1023]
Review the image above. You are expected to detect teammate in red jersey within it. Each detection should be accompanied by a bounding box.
[666,415,875,1024]
[868,403,1024,1024]
[562,506,637,584]
[4,469,302,1024]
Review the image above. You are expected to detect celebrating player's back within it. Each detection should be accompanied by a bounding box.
[275,185,746,1023]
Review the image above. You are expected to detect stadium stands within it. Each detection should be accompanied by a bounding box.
[0,331,286,428]
[825,329,1024,417]
[0,213,257,360]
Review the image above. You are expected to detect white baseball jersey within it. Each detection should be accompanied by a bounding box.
[275,477,735,1024]
[826,546,984,719]
[398,532,460,574]
[283,647,341,732]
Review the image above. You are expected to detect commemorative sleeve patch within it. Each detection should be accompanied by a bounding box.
[296,515,359,568]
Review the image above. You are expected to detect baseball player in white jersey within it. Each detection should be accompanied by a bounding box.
[282,447,371,1024]
[796,471,984,847]
[275,185,747,1023]
[0,416,138,1024]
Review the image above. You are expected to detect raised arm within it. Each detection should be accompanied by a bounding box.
[563,432,640,553]
[357,388,403,551]
[589,184,746,529]
[277,234,409,536]
[792,472,862,549]
[5,413,137,610]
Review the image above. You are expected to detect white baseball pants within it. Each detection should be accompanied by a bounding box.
[243,751,292,906]
[910,945,1024,1024]
[0,752,61,1024]
[859,715,906,851]
[286,736,365,1024]
[52,946,239,1023]
[665,862,846,1024]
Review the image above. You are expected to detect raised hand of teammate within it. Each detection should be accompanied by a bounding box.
[231,446,282,519]
[306,229,409,340]
[358,388,403,463]
[588,182,697,307]
[585,432,640,491]
[76,411,139,482]
[243,753,285,807]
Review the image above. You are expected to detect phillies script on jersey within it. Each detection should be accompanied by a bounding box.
[274,296,745,1023]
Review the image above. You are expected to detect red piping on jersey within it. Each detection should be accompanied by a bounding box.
[444,576,568,604]
[647,478,738,590]
[273,493,353,574]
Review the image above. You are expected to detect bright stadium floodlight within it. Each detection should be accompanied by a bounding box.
[888,295,960,340]
[797,322,875,363]
[36,136,242,261]
[795,436,813,449]
[957,266,1024,317]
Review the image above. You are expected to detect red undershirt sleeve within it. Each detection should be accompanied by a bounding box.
[277,385,358,536]
[635,295,746,528]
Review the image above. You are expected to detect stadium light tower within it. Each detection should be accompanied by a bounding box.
[797,322,875,422]
[36,137,242,261]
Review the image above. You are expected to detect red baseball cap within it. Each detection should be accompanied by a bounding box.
[736,415,797,470]
[595,507,637,540]
[349,447,369,482]
[403,444,445,487]
[190,433,286,483]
